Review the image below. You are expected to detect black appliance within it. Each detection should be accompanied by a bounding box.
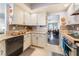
[5,35,24,56]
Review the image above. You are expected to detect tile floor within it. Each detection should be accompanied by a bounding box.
[20,46,48,56]
[20,44,64,56]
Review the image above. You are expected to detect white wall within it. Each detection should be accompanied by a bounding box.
[0,4,5,13]
[0,4,6,33]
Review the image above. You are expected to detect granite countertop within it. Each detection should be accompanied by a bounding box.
[0,31,47,42]
[0,34,15,42]
[0,32,31,42]
[61,32,79,47]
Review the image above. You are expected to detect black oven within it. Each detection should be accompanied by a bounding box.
[5,35,24,56]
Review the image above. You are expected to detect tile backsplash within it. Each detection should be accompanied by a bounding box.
[32,26,48,33]
[9,25,32,31]
[67,24,79,34]
[67,24,79,31]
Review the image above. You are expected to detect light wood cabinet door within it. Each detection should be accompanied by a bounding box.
[0,41,6,56]
[30,13,37,25]
[25,12,31,25]
[23,34,31,51]
[31,33,47,47]
[31,34,38,46]
[37,13,46,25]
[74,3,79,12]
[67,6,76,25]
[13,4,24,25]
[38,34,47,47]
[67,4,74,15]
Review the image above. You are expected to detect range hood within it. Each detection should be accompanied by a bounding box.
[72,9,79,15]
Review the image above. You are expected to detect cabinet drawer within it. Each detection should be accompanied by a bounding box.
[0,41,6,56]
[24,41,30,46]
[38,34,47,38]
[32,34,37,37]
[24,38,31,43]
[23,39,31,51]
[0,41,5,49]
[24,34,31,40]
[24,34,31,39]
[24,37,31,40]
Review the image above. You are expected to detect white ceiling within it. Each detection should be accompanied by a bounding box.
[25,3,58,9]
[24,3,70,13]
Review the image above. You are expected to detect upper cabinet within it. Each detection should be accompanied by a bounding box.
[25,13,47,26]
[74,4,79,11]
[72,3,79,15]
[67,3,79,15]
[67,4,74,15]
[7,4,24,25]
[25,13,37,25]
[37,13,46,25]
[8,4,31,25]
[8,4,47,26]
[24,12,31,25]
[30,13,37,25]
[66,4,77,25]
[66,3,79,25]
[12,4,25,25]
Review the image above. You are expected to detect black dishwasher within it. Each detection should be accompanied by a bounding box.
[5,35,24,56]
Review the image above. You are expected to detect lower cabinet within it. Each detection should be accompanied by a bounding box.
[31,34,38,46]
[32,33,47,48]
[0,41,6,56]
[23,34,31,51]
[38,34,47,47]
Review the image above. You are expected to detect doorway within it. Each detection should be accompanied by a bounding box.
[47,14,60,45]
[48,23,59,45]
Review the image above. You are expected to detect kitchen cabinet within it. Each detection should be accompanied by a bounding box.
[38,34,47,47]
[29,13,37,25]
[73,3,79,13]
[67,4,74,15]
[12,4,25,25]
[25,13,37,25]
[32,33,47,48]
[31,34,38,46]
[37,13,46,25]
[24,12,31,25]
[67,3,79,25]
[23,34,31,51]
[67,4,76,25]
[0,41,6,56]
[25,13,46,26]
[6,35,23,56]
